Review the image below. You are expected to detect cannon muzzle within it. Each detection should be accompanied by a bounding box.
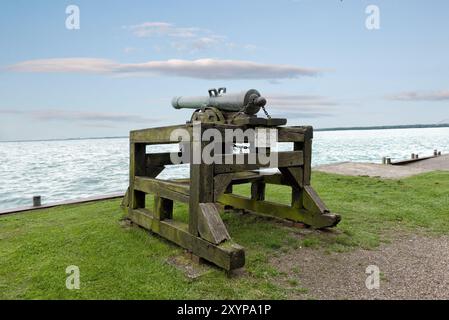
[172,88,266,115]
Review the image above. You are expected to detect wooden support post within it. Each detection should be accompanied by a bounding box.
[290,138,307,209]
[154,196,173,220]
[129,143,146,211]
[302,127,313,185]
[251,181,266,201]
[33,196,41,207]
[189,124,214,236]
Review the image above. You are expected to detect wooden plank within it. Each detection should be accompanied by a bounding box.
[218,193,340,229]
[232,117,287,127]
[134,176,189,203]
[131,125,191,144]
[303,185,329,214]
[215,151,303,174]
[128,208,244,270]
[277,127,306,143]
[219,193,304,221]
[198,203,231,244]
[146,152,190,167]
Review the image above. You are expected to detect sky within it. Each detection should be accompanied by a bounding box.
[0,0,448,141]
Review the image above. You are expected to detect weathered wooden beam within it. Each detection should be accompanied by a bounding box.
[129,143,146,211]
[302,139,312,185]
[121,187,130,211]
[128,208,244,270]
[215,151,304,174]
[146,152,190,167]
[134,176,190,203]
[277,127,306,143]
[198,203,231,244]
[130,125,192,144]
[218,193,340,229]
[189,131,215,236]
[302,185,329,215]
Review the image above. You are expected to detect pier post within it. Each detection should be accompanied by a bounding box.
[33,196,42,207]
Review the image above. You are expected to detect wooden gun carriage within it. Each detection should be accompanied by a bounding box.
[122,89,340,271]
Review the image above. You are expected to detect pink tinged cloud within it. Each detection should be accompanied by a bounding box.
[386,90,449,102]
[7,58,324,80]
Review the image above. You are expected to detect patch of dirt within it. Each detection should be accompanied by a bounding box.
[119,218,133,229]
[271,234,449,299]
[166,253,212,279]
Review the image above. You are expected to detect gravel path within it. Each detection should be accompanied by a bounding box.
[271,234,449,299]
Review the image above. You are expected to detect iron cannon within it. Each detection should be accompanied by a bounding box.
[171,88,286,126]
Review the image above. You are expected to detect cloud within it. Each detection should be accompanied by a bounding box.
[8,58,117,74]
[124,21,253,53]
[386,90,449,102]
[0,109,23,115]
[0,108,161,124]
[266,94,339,107]
[8,58,323,80]
[123,47,138,54]
[125,22,201,39]
[264,94,338,118]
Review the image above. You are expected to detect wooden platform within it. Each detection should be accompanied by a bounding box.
[123,123,341,271]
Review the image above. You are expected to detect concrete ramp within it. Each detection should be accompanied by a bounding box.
[315,155,449,179]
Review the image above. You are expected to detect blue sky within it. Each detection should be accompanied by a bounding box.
[0,0,448,140]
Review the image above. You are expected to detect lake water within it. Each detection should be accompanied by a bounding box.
[0,127,448,210]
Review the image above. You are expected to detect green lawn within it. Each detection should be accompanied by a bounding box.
[1,171,448,299]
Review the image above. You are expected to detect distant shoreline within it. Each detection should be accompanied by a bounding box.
[1,123,448,143]
[315,123,449,132]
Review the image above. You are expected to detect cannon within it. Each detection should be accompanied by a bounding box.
[172,88,287,126]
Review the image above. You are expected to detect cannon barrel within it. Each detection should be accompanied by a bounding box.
[172,88,266,115]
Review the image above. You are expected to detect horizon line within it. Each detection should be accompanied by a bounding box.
[1,123,448,143]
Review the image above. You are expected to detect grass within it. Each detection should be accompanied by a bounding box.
[0,171,448,299]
